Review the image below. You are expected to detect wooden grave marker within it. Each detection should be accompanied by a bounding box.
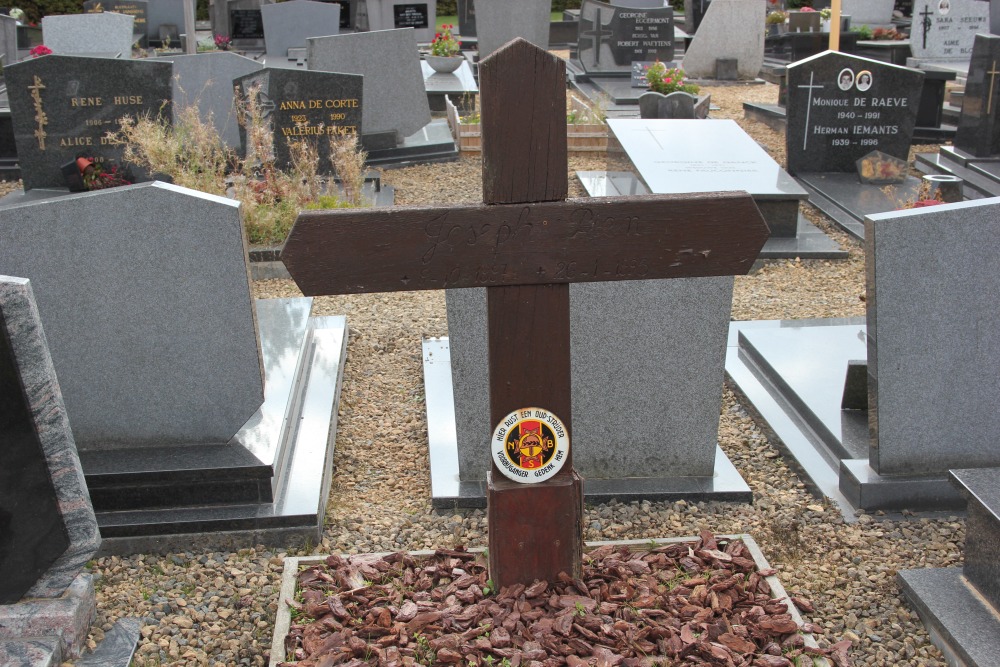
[281,38,770,587]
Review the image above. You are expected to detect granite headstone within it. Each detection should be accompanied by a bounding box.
[0,13,16,65]
[785,51,923,175]
[681,0,765,79]
[911,0,990,62]
[0,183,264,450]
[42,12,136,57]
[684,0,711,33]
[150,51,263,148]
[5,55,172,190]
[261,0,340,57]
[83,0,149,47]
[0,276,101,604]
[230,6,264,40]
[307,28,429,141]
[865,198,1000,475]
[955,33,1000,156]
[367,0,437,43]
[147,0,187,43]
[473,0,549,59]
[578,0,674,76]
[457,0,476,37]
[235,67,363,171]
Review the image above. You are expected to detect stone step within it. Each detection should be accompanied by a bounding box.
[0,638,62,667]
[950,468,1000,609]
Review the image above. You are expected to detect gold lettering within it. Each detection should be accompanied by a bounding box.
[324,98,359,108]
[279,100,306,110]
[59,136,93,147]
[112,95,143,105]
[70,97,103,107]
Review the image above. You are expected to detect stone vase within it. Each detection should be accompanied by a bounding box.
[426,55,463,73]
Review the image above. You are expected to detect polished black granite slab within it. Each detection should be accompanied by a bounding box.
[796,172,925,239]
[423,338,751,509]
[0,306,69,603]
[726,318,966,518]
[576,170,847,259]
[951,468,1000,609]
[363,119,458,167]
[898,568,1000,667]
[93,305,348,555]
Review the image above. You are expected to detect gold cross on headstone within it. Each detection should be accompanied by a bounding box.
[281,39,770,587]
[987,60,999,115]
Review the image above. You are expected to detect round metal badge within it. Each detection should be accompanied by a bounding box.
[491,407,570,483]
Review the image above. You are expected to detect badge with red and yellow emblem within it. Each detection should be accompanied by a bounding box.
[491,407,569,483]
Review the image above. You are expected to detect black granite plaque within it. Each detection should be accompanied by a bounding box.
[578,0,674,76]
[328,0,352,29]
[5,55,172,190]
[393,3,428,29]
[785,51,923,175]
[685,0,711,33]
[83,0,149,47]
[457,0,476,37]
[955,34,1000,157]
[0,308,70,604]
[231,8,264,39]
[235,68,363,175]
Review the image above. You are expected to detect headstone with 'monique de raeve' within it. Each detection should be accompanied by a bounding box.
[785,50,923,175]
[280,39,769,587]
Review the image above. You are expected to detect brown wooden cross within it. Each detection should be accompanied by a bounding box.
[281,39,769,588]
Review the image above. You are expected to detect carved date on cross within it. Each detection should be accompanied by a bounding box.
[282,39,769,588]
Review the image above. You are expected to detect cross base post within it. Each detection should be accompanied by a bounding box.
[487,468,583,588]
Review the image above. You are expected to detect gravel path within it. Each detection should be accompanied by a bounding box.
[80,82,962,667]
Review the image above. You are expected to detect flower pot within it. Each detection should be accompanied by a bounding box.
[639,91,699,119]
[426,55,463,74]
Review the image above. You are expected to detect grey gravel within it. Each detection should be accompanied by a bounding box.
[74,82,960,667]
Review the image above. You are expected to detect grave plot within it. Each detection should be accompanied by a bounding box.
[727,197,1000,516]
[917,34,1000,198]
[577,118,846,259]
[306,28,458,166]
[260,0,342,65]
[0,182,348,554]
[784,50,927,239]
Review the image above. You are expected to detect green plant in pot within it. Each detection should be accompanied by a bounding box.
[426,24,463,74]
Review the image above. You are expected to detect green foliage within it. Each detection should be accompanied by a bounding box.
[303,194,354,210]
[18,0,83,24]
[851,24,874,40]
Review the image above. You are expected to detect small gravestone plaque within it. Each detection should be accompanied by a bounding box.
[235,68,363,173]
[911,0,990,61]
[578,0,674,76]
[786,51,923,175]
[955,33,1000,157]
[393,3,428,28]
[83,0,149,47]
[5,55,172,190]
[231,8,264,39]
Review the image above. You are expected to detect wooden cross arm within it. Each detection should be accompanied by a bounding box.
[280,191,770,296]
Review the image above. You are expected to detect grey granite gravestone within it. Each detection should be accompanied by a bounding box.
[235,68,362,172]
[0,183,264,450]
[681,0,764,79]
[148,0,187,44]
[684,0,711,33]
[149,51,262,148]
[955,34,1000,156]
[83,0,149,48]
[0,275,100,660]
[445,276,745,499]
[261,0,340,58]
[864,198,1000,476]
[42,12,136,57]
[910,0,990,63]
[367,0,437,44]
[577,0,674,76]
[4,55,172,190]
[785,51,923,175]
[473,0,549,59]
[307,28,429,141]
[0,14,17,66]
